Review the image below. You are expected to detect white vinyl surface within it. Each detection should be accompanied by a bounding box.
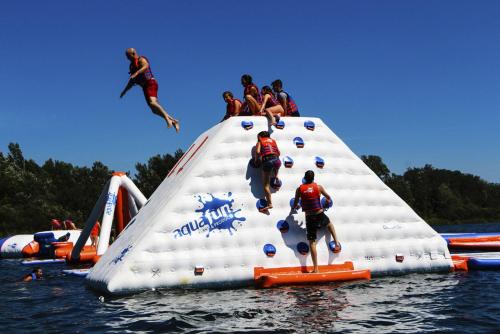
[86,117,452,294]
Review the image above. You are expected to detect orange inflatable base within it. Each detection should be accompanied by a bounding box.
[448,236,500,251]
[451,255,469,271]
[254,262,371,288]
[65,246,97,264]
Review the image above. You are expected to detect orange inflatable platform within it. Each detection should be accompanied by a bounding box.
[65,245,97,264]
[254,261,371,288]
[448,236,500,251]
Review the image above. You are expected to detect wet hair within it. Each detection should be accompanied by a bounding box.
[261,85,273,95]
[271,79,283,88]
[33,267,42,273]
[258,131,270,138]
[304,170,315,183]
[222,91,233,99]
[241,74,253,85]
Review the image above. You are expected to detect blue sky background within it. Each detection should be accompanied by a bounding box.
[1,1,499,182]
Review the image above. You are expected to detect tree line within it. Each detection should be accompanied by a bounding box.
[1,143,499,235]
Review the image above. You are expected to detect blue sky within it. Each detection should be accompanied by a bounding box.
[1,1,499,182]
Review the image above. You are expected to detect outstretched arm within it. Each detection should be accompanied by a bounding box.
[129,57,149,80]
[259,94,269,114]
[291,188,301,212]
[254,142,262,163]
[279,93,288,116]
[120,79,135,98]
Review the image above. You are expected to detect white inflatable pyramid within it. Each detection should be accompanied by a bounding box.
[87,117,452,294]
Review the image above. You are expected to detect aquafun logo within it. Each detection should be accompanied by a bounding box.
[173,193,246,239]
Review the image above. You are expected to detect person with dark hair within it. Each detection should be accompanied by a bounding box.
[259,86,284,125]
[271,79,300,117]
[23,267,43,282]
[221,91,244,121]
[241,74,262,115]
[120,48,180,132]
[291,170,341,273]
[254,131,281,211]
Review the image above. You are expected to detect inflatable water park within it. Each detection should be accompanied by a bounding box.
[2,116,500,294]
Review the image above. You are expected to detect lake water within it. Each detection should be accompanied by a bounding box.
[1,222,499,333]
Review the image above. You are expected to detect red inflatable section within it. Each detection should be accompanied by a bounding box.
[22,241,39,257]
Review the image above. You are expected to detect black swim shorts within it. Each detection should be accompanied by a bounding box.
[306,212,330,241]
[262,155,281,172]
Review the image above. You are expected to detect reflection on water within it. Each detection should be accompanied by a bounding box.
[1,222,500,333]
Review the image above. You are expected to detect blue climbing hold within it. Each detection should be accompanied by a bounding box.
[256,199,268,211]
[321,196,333,210]
[241,120,254,130]
[284,156,294,168]
[263,244,276,257]
[290,198,301,209]
[275,120,285,129]
[271,177,282,190]
[329,241,342,253]
[293,137,304,148]
[315,156,325,168]
[297,242,309,255]
[304,120,315,131]
[276,220,289,233]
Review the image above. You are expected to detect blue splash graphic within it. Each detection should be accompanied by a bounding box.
[111,245,132,265]
[105,192,117,216]
[173,193,246,239]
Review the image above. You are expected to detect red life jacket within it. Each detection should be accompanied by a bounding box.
[91,224,100,236]
[129,56,155,85]
[259,137,280,157]
[299,183,322,212]
[263,93,279,109]
[244,83,262,104]
[227,99,242,117]
[277,90,299,115]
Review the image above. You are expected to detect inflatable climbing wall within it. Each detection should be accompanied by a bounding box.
[87,117,452,294]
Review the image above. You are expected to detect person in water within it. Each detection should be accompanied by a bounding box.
[241,74,262,115]
[259,85,285,125]
[254,131,281,212]
[291,170,341,273]
[271,79,300,117]
[120,48,180,132]
[221,91,244,121]
[23,267,43,282]
[90,221,101,248]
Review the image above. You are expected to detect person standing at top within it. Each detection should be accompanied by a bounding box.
[90,221,101,248]
[120,48,180,132]
[259,85,284,125]
[291,170,341,273]
[241,74,262,115]
[221,91,244,121]
[254,131,281,212]
[271,79,300,117]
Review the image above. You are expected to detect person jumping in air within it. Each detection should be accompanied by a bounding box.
[241,74,262,115]
[254,131,281,212]
[259,85,284,125]
[291,170,341,273]
[120,48,180,132]
[271,79,300,117]
[221,91,244,121]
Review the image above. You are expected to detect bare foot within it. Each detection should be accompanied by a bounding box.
[173,120,180,133]
[308,269,319,273]
[165,118,173,128]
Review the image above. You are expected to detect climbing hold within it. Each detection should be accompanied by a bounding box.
[304,120,315,131]
[289,198,301,209]
[263,244,276,257]
[329,241,342,253]
[276,220,289,233]
[321,197,333,210]
[284,156,294,168]
[241,120,254,130]
[315,156,325,169]
[270,177,282,190]
[293,137,304,148]
[297,242,309,255]
[256,199,269,212]
[275,120,285,130]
